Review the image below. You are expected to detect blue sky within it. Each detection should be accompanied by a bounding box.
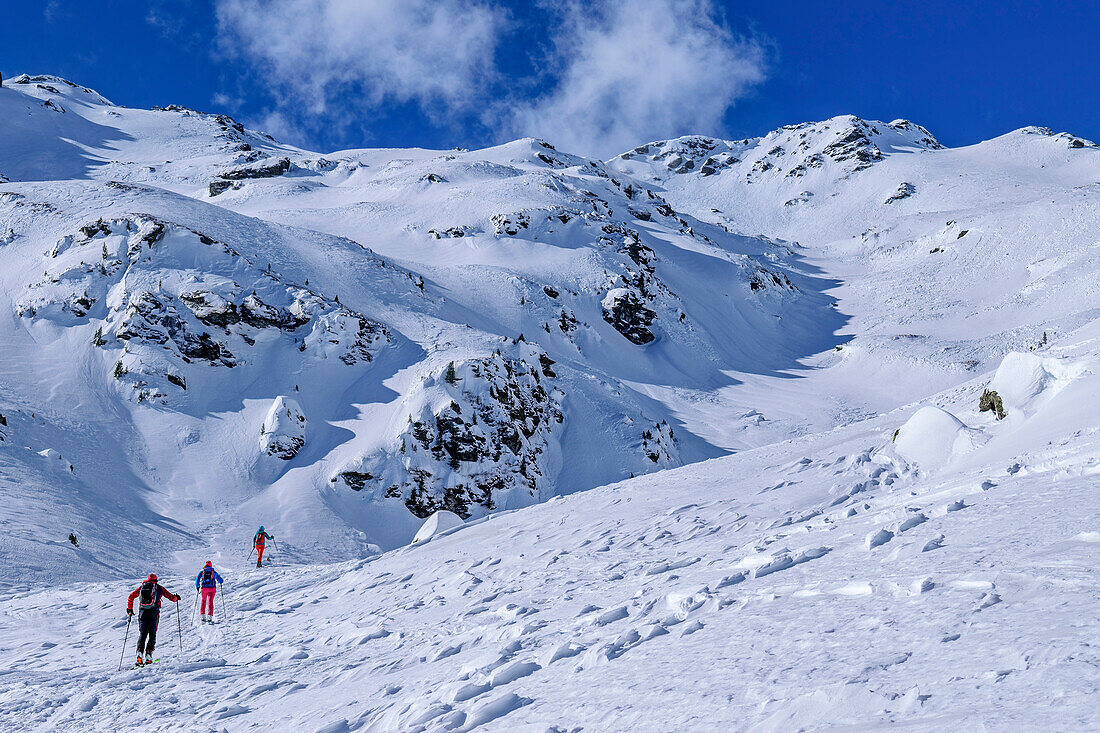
[5,0,1098,156]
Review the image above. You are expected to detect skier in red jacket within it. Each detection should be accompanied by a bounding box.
[126,573,180,666]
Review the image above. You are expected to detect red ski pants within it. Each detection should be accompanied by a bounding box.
[200,587,216,615]
[255,544,265,563]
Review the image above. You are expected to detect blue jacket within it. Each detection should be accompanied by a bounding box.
[196,567,224,589]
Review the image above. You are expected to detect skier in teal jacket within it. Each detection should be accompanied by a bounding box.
[253,526,274,567]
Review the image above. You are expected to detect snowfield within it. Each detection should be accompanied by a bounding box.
[0,75,1097,731]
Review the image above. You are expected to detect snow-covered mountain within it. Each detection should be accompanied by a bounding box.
[0,75,1097,731]
[0,74,844,578]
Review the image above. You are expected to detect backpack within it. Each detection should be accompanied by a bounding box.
[202,568,214,587]
[138,580,158,609]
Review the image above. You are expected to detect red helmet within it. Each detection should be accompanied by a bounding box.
[205,561,213,567]
[147,573,158,582]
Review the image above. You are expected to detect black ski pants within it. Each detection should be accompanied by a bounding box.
[137,608,160,655]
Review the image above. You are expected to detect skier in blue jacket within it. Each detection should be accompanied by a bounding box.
[195,561,224,623]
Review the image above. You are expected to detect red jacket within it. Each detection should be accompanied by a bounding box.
[127,582,180,611]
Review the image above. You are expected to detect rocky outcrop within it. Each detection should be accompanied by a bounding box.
[884,182,916,204]
[218,157,291,181]
[611,116,944,185]
[209,157,292,194]
[602,288,656,345]
[490,212,530,235]
[428,226,467,239]
[259,396,307,459]
[18,216,390,403]
[331,346,565,519]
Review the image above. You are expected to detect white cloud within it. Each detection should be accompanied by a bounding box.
[507,0,767,158]
[214,0,766,155]
[215,0,504,119]
[211,92,238,110]
[248,109,307,144]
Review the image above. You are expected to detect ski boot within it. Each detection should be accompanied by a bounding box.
[136,655,144,667]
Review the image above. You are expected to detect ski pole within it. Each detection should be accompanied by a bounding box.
[118,615,132,671]
[176,600,183,658]
[191,589,199,626]
[220,586,228,622]
[248,546,254,561]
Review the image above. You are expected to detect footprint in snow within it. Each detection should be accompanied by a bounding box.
[910,577,935,595]
[898,512,928,532]
[716,571,747,588]
[459,692,532,731]
[593,606,629,626]
[488,660,540,687]
[867,528,894,550]
[975,592,1002,611]
[545,641,585,665]
[449,680,491,703]
[430,644,463,662]
[751,546,831,577]
[680,620,704,636]
[922,534,946,552]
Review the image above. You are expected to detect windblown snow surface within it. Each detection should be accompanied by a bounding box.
[0,77,1098,731]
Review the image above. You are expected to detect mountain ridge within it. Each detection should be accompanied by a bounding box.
[1,72,1098,576]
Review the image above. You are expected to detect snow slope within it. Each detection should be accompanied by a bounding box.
[1,321,1097,730]
[0,75,845,580]
[609,115,1100,445]
[0,74,1098,730]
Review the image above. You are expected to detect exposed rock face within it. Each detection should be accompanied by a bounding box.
[117,291,233,366]
[259,396,307,460]
[18,216,389,403]
[218,157,291,181]
[602,288,656,345]
[641,421,677,463]
[885,182,916,204]
[978,389,1006,420]
[428,226,467,239]
[611,116,944,185]
[1015,126,1098,149]
[9,74,113,104]
[209,157,292,194]
[748,267,796,292]
[331,345,565,519]
[208,180,236,197]
[490,212,530,235]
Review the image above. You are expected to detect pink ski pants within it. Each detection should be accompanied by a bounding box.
[200,586,217,615]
